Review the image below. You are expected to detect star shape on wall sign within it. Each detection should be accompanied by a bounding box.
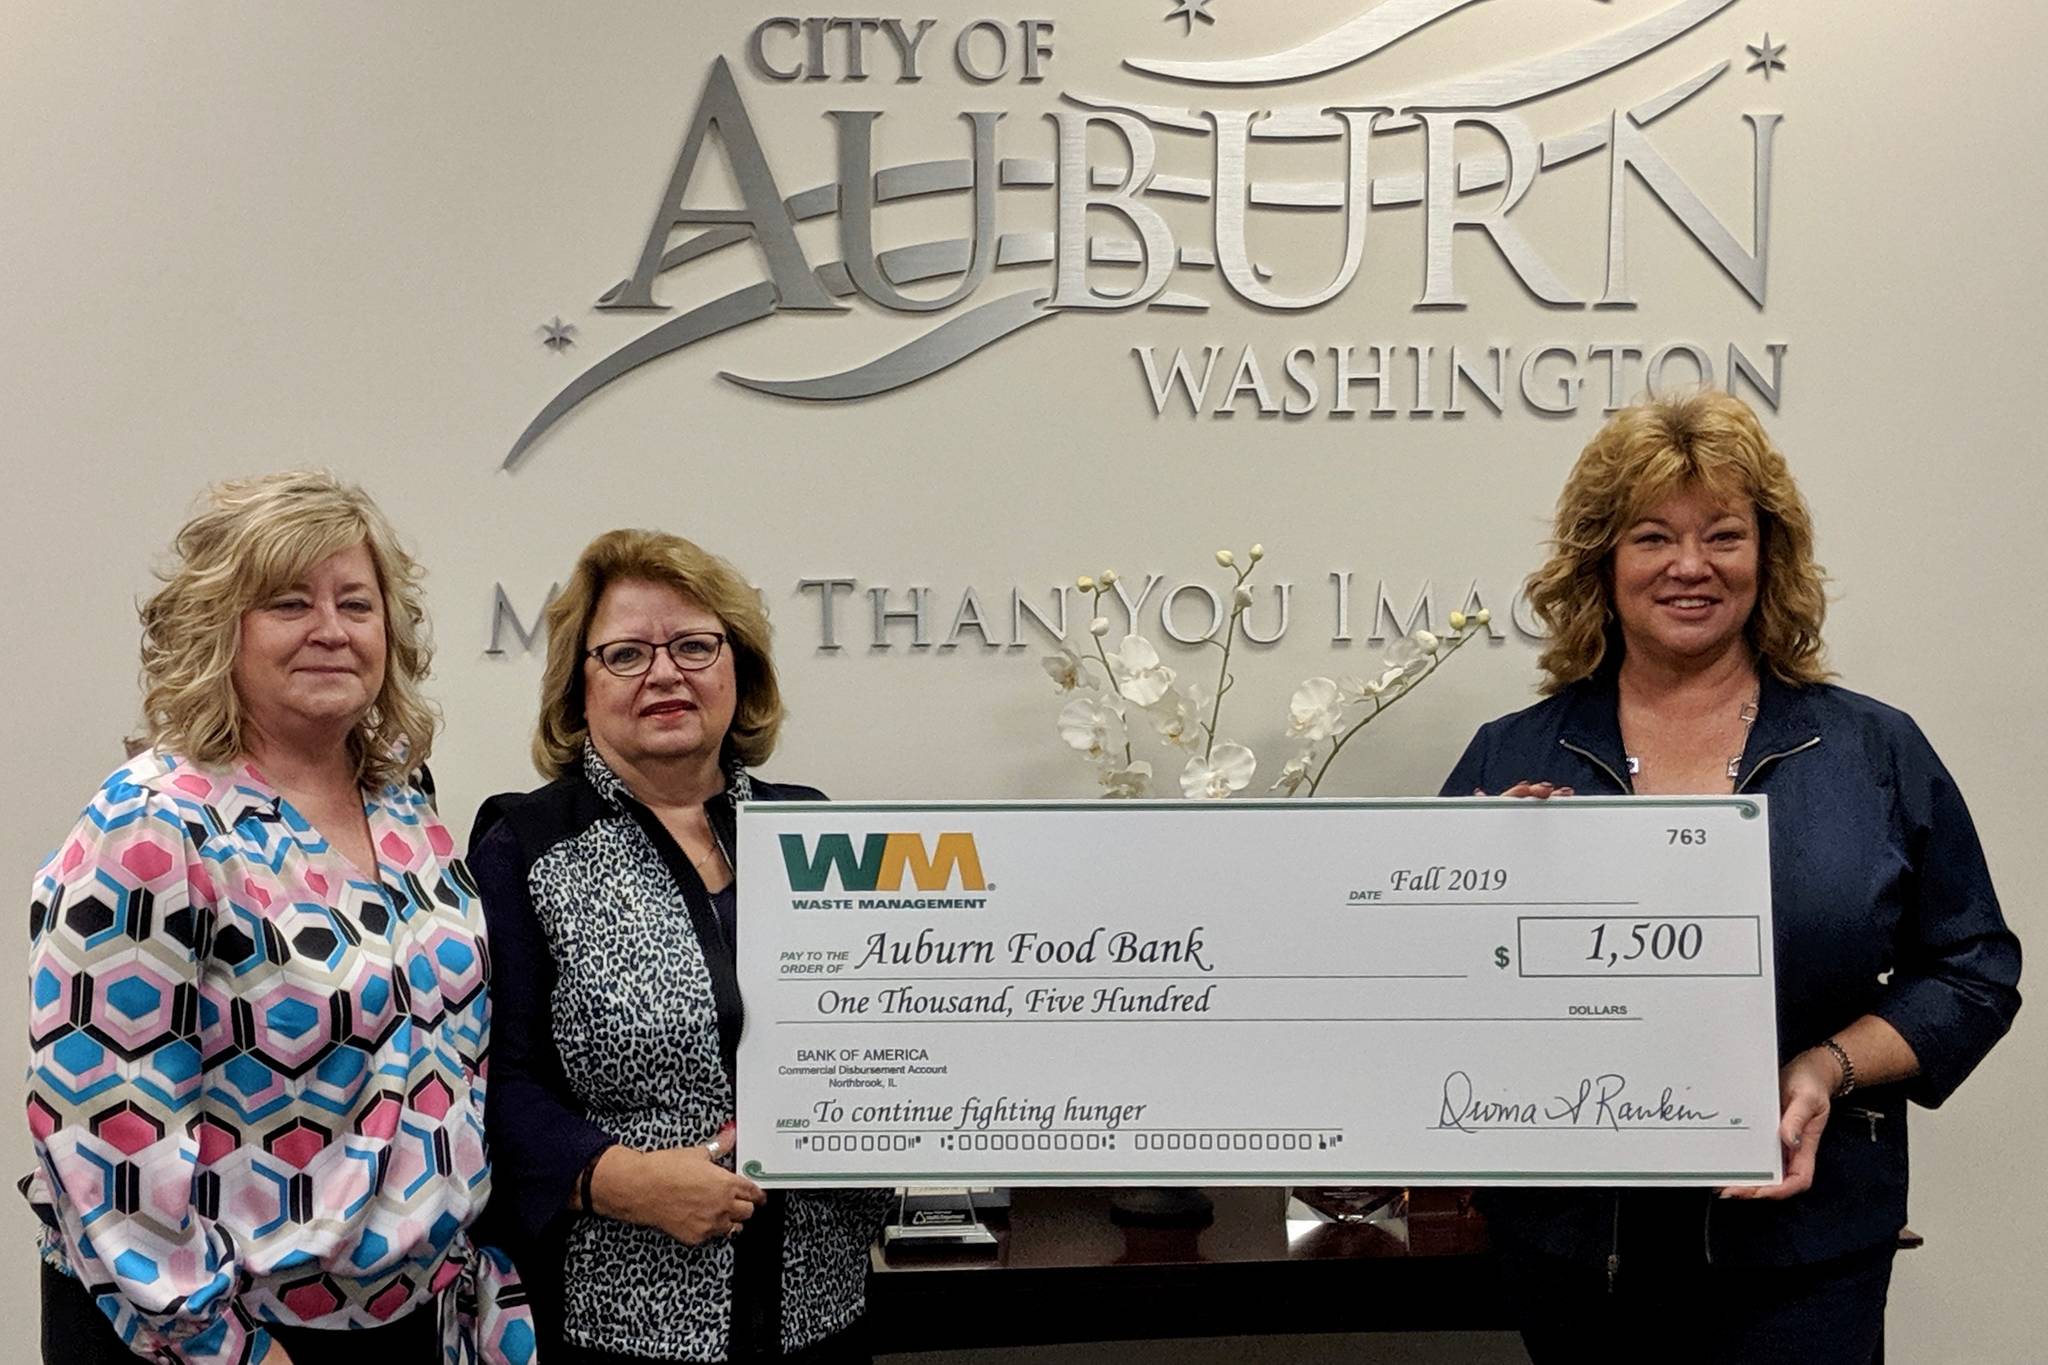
[1165,0,1217,35]
[539,316,577,352]
[1745,33,1787,80]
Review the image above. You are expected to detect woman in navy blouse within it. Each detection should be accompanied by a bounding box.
[1444,392,2021,1363]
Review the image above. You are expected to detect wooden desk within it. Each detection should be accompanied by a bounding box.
[867,1188,1512,1352]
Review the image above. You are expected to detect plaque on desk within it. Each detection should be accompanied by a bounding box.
[883,1187,999,1249]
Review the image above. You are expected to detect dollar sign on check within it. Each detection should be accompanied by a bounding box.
[1494,946,1511,970]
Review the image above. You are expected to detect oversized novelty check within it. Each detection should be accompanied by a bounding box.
[735,798,1782,1188]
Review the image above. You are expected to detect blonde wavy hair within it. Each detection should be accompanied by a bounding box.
[1527,391,1830,692]
[138,471,437,786]
[533,529,783,778]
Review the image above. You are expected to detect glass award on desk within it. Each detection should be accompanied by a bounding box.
[883,1186,1001,1250]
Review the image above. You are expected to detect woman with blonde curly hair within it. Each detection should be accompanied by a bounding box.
[1442,392,2021,1363]
[467,528,886,1364]
[26,472,531,1364]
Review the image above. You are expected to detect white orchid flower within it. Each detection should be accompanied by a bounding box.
[1271,752,1313,796]
[1181,743,1256,800]
[1363,664,1421,698]
[1058,696,1123,760]
[1088,616,1111,637]
[1413,629,1440,654]
[1233,584,1256,610]
[1287,677,1348,742]
[1042,646,1087,693]
[1099,761,1152,799]
[1109,633,1177,707]
[1382,635,1431,683]
[1147,685,1208,750]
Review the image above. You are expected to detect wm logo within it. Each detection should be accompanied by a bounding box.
[780,833,987,892]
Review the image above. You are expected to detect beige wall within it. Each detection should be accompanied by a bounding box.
[3,2,2041,1359]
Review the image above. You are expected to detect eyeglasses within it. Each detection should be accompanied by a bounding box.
[585,631,728,677]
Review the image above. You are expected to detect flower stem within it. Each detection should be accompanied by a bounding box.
[1304,628,1478,796]
[1087,588,1134,768]
[1204,564,1252,762]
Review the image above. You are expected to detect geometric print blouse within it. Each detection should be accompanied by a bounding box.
[23,751,534,1365]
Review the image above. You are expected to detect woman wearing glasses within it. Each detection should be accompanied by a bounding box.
[467,529,885,1364]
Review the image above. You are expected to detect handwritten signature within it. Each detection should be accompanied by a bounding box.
[1438,1069,1723,1131]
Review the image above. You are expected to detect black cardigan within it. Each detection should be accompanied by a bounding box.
[468,750,880,1359]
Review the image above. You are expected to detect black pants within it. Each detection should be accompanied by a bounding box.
[42,1263,440,1365]
[1507,1241,1896,1365]
[547,1318,870,1365]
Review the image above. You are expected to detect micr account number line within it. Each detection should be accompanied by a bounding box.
[801,1126,1346,1133]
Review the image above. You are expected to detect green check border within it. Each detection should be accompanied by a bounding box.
[746,794,1768,1182]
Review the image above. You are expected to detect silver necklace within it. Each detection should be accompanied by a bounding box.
[1624,689,1760,781]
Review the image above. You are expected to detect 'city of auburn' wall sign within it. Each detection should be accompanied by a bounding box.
[505,0,1785,470]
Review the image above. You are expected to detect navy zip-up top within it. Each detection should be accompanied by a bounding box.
[1442,668,2021,1266]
